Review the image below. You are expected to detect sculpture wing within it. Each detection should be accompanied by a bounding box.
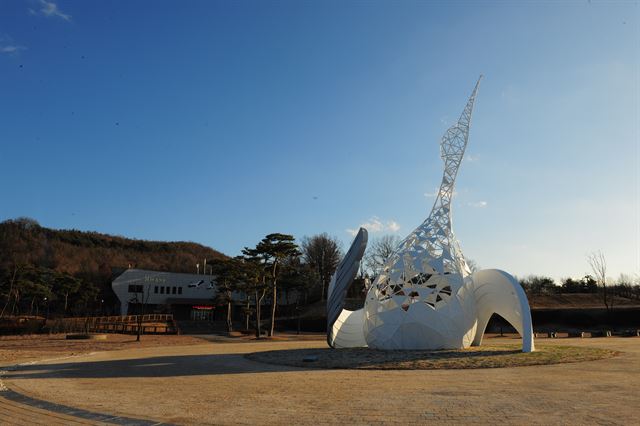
[326,227,368,348]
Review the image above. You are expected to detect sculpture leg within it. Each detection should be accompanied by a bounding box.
[471,313,491,347]
[470,269,535,352]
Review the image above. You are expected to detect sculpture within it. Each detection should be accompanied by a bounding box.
[327,76,535,352]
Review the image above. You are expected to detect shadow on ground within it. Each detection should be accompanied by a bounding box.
[246,344,617,370]
[4,343,617,380]
[4,352,301,380]
[4,347,524,381]
[248,347,521,369]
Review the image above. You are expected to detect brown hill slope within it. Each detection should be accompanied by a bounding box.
[0,217,227,275]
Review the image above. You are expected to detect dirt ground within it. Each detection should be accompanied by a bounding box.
[0,332,328,366]
[0,334,209,366]
[1,334,639,425]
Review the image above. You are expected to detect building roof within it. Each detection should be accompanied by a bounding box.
[165,298,216,305]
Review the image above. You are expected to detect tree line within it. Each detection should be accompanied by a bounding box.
[0,218,348,332]
[519,250,640,315]
[209,232,344,338]
[3,216,637,333]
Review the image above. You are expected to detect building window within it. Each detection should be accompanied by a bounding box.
[128,285,143,293]
[178,287,182,295]
[172,287,177,294]
[154,286,158,294]
[160,286,165,294]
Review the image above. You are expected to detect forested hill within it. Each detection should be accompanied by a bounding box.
[0,218,227,316]
[0,218,227,274]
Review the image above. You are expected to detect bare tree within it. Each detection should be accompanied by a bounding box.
[0,265,19,318]
[300,233,342,301]
[587,251,612,313]
[466,258,480,273]
[364,235,400,277]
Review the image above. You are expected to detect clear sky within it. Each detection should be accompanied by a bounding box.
[1,1,638,281]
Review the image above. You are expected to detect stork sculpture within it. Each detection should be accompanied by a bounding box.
[327,76,534,352]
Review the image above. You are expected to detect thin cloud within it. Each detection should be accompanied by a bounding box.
[465,154,479,162]
[36,0,71,21]
[501,85,520,106]
[468,201,488,208]
[346,216,401,236]
[0,45,26,54]
[362,217,384,232]
[0,36,26,54]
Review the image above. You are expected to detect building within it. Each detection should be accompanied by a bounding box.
[112,269,224,320]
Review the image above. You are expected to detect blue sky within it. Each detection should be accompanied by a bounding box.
[1,1,638,281]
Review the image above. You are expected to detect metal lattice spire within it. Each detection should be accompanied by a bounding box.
[397,75,481,274]
[372,76,482,310]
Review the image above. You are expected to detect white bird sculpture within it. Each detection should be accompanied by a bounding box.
[327,76,535,352]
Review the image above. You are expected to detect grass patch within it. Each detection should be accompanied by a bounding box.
[246,344,617,370]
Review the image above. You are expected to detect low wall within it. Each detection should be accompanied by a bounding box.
[279,307,640,334]
[531,307,640,329]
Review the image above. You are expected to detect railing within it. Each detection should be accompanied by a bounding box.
[45,314,179,335]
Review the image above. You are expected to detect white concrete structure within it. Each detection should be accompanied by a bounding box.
[112,269,218,317]
[327,76,535,352]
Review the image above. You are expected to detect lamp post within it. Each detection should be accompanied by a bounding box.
[135,292,142,342]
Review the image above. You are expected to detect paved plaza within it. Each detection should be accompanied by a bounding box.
[1,336,639,425]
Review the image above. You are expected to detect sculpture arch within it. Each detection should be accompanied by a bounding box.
[470,269,535,352]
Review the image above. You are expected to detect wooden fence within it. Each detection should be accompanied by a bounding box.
[46,314,179,335]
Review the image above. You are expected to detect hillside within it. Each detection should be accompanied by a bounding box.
[0,218,227,274]
[0,217,227,316]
